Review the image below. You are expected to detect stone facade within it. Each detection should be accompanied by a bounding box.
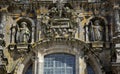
[0,0,120,74]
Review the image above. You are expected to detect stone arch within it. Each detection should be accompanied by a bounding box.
[86,54,103,74]
[14,52,34,74]
[14,38,103,74]
[22,57,33,74]
[32,38,87,55]
[15,17,35,27]
[86,16,108,25]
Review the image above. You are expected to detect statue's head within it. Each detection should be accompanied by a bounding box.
[21,22,27,28]
[94,20,100,25]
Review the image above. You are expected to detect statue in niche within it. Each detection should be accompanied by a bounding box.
[16,22,30,43]
[41,14,50,37]
[90,20,103,41]
[10,24,16,43]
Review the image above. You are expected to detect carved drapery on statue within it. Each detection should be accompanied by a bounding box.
[86,18,105,41]
[16,21,31,43]
[90,20,103,41]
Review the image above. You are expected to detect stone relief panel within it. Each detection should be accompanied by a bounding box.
[40,18,78,38]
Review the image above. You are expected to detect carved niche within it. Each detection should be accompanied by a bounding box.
[15,19,32,43]
[86,17,106,42]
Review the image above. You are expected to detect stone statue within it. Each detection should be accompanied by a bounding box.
[41,14,50,25]
[41,14,50,37]
[56,0,64,17]
[16,22,30,43]
[63,6,71,18]
[90,20,103,41]
[115,9,120,32]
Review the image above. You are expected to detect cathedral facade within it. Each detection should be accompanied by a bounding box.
[0,0,120,74]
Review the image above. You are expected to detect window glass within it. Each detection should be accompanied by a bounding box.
[87,64,95,74]
[44,53,75,74]
[25,64,32,74]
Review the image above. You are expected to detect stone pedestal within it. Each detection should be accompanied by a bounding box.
[33,57,38,74]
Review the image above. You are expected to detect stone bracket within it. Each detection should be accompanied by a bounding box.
[8,43,32,53]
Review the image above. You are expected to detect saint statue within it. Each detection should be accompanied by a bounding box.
[90,20,103,41]
[16,22,30,43]
[115,9,120,32]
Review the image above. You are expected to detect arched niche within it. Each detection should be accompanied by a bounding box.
[14,17,35,43]
[85,16,108,42]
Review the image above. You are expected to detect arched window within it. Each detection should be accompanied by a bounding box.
[25,64,33,74]
[87,64,95,74]
[44,53,76,74]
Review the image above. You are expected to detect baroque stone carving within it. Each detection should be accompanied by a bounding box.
[41,18,78,38]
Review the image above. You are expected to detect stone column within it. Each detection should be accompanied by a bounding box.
[113,4,120,63]
[76,55,79,74]
[33,57,38,74]
[114,5,120,35]
[78,17,83,40]
[36,19,39,42]
[105,25,109,41]
[85,25,89,42]
[83,23,89,42]
[0,12,6,73]
[79,56,86,74]
[109,14,113,42]
[37,52,44,74]
[32,27,35,43]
